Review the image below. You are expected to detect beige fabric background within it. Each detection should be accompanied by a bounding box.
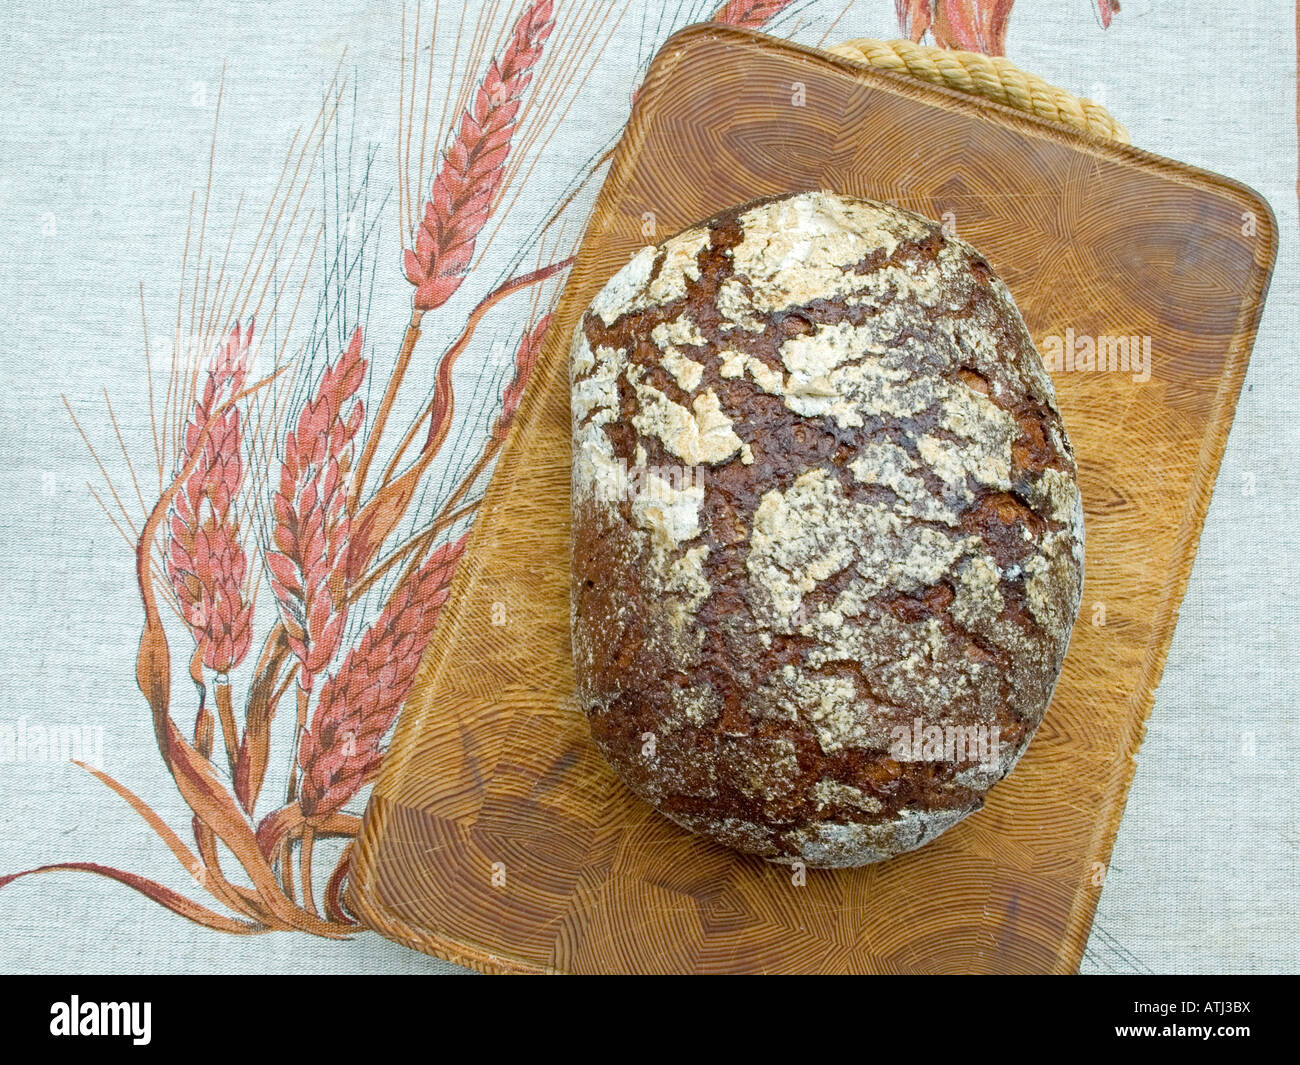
[0,0,1294,973]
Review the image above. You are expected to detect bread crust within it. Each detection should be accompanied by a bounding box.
[570,191,1084,867]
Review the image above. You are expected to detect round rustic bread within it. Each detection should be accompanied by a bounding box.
[569,190,1084,867]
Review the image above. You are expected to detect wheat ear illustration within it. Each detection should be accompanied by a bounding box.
[402,0,555,310]
[298,533,468,821]
[893,1,1119,55]
[267,326,367,691]
[9,0,888,940]
[266,324,367,852]
[166,321,254,769]
[712,0,799,28]
[351,0,556,505]
[494,313,552,441]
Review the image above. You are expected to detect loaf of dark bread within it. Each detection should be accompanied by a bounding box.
[569,190,1084,867]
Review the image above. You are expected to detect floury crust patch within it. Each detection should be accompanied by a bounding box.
[49,996,151,1045]
[570,190,1085,867]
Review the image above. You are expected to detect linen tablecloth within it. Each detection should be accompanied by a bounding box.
[0,0,1295,973]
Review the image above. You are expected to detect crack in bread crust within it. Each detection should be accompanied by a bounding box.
[570,191,1084,867]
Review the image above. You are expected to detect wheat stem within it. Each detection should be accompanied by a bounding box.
[192,682,213,761]
[379,258,571,489]
[192,823,275,925]
[296,535,468,818]
[214,680,239,777]
[349,309,423,512]
[280,836,296,907]
[288,684,309,806]
[384,497,482,603]
[300,826,318,917]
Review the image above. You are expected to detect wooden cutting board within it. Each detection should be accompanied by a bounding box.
[346,24,1277,973]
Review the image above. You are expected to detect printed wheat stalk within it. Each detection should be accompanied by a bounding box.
[380,314,551,597]
[166,321,254,774]
[266,326,367,824]
[493,313,552,441]
[711,0,799,28]
[895,0,934,41]
[892,1,1119,55]
[929,0,1014,53]
[253,533,468,912]
[299,534,469,823]
[350,0,556,508]
[137,365,350,936]
[237,331,368,819]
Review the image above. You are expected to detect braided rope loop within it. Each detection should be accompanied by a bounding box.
[826,37,1130,144]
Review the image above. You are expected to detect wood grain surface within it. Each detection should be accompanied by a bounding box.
[346,25,1277,974]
